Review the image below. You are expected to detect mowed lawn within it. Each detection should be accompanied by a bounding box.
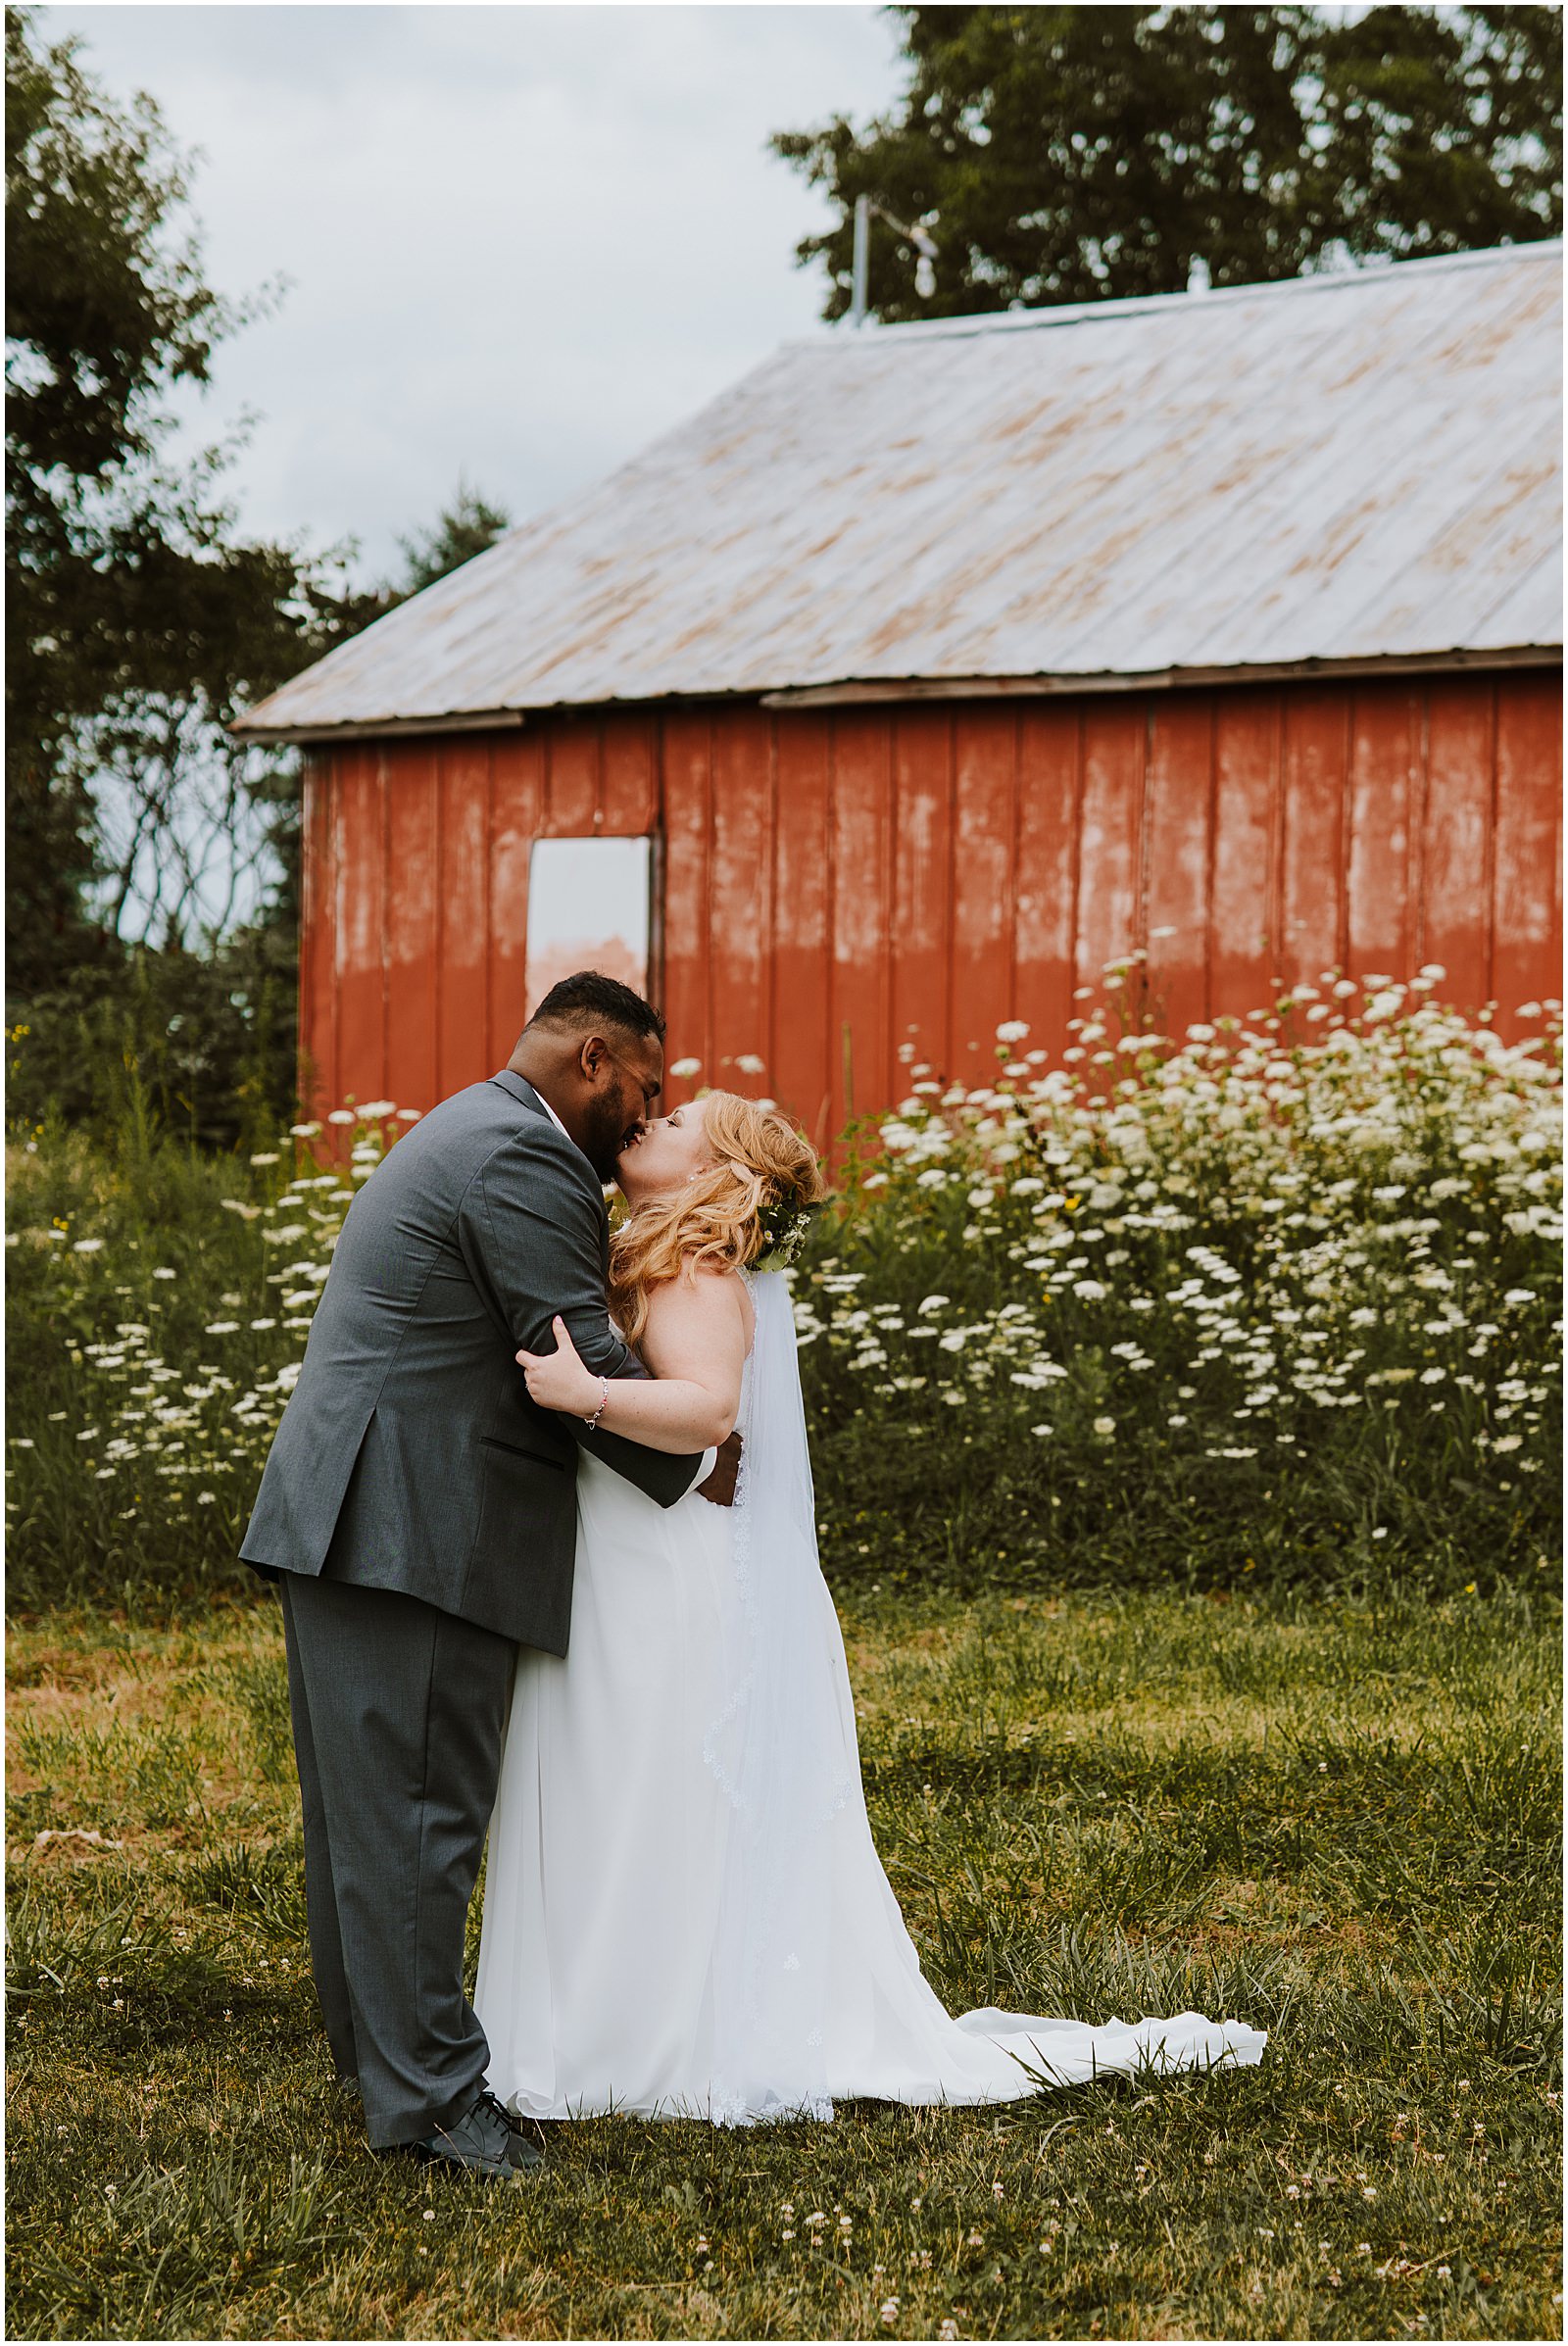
[6,1579,1561,2342]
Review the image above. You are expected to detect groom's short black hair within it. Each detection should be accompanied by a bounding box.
[526,970,665,1045]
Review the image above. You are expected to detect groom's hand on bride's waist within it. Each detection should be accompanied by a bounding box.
[696,1431,742,1508]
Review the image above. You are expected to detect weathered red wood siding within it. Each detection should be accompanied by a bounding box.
[299,671,1561,1141]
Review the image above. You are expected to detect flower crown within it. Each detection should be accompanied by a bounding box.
[753,1192,819,1272]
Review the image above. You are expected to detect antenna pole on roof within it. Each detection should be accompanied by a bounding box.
[850,193,938,328]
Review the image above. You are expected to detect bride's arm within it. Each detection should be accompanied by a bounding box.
[515,1271,747,1453]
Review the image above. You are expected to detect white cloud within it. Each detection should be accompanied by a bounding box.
[39,4,904,582]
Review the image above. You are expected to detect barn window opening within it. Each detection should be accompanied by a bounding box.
[524,836,654,1015]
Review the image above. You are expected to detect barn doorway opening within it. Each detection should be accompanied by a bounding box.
[523,836,655,1016]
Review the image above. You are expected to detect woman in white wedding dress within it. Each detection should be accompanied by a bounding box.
[475,1093,1265,2126]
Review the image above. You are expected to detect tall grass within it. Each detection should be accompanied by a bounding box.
[7,977,1559,1614]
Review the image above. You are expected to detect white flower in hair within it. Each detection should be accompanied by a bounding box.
[754,1194,819,1273]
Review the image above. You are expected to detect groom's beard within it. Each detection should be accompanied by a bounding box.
[580,1096,640,1184]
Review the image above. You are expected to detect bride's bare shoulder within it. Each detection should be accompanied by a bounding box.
[642,1264,754,1350]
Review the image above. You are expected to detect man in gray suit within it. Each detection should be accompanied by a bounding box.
[241,973,734,2179]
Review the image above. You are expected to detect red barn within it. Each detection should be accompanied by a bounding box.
[236,242,1562,1141]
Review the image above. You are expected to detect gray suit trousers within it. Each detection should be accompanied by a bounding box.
[278,1571,515,2148]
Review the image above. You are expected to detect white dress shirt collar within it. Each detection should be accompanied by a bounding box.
[531,1086,570,1141]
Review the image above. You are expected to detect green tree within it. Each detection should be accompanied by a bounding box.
[4,469,516,1149]
[772,6,1562,322]
[1311,6,1562,257]
[5,11,520,1143]
[4,6,368,997]
[394,477,513,595]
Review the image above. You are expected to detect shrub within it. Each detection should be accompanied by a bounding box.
[4,980,1560,1614]
[4,1103,387,1612]
[796,974,1561,1599]
[6,923,298,1157]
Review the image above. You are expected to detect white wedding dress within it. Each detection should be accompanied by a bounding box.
[474,1272,1266,2125]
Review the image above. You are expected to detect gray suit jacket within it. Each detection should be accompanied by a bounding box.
[239,1069,703,1648]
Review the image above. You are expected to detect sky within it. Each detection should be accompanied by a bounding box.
[40,3,907,587]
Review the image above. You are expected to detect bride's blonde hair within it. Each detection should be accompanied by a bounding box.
[609,1091,825,1344]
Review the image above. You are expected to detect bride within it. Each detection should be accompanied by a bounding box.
[478,1091,1265,2125]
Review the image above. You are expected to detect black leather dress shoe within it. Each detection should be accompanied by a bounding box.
[405,2086,542,2180]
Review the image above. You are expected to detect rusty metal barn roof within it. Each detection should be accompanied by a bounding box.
[237,241,1562,740]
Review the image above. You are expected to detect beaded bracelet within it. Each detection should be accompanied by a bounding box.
[582,1374,610,1432]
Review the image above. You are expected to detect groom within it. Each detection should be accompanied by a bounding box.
[240,972,733,2179]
